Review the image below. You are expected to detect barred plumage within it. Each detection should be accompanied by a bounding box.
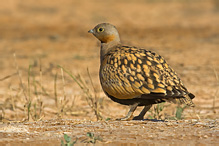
[89,23,195,120]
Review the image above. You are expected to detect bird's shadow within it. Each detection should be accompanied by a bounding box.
[135,119,166,122]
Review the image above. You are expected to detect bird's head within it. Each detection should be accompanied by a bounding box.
[88,23,120,44]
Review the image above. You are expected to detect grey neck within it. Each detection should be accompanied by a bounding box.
[100,41,121,63]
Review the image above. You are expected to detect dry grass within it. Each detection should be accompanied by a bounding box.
[58,65,103,121]
[213,68,219,114]
[0,53,218,122]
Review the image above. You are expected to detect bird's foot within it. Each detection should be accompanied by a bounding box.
[132,115,144,120]
[116,103,139,121]
[116,115,134,121]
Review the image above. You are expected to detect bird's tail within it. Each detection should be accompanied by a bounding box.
[178,93,195,107]
[167,93,195,107]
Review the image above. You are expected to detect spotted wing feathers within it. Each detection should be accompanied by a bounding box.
[100,45,195,107]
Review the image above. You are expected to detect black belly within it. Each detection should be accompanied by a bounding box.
[105,92,165,106]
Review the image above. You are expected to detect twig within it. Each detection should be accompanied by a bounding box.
[61,67,67,104]
[57,65,85,90]
[0,73,17,81]
[60,67,68,117]
[213,68,218,113]
[54,72,59,112]
[38,58,43,119]
[13,53,28,101]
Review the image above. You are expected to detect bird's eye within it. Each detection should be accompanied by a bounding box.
[98,27,104,32]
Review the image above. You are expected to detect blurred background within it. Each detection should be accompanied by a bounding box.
[0,0,219,122]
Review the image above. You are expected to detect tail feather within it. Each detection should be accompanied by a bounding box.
[166,93,195,107]
[188,93,195,99]
[179,96,195,107]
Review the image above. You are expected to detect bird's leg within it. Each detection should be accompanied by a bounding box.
[133,105,152,120]
[116,102,139,121]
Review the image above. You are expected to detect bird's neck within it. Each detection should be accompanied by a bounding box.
[100,41,121,63]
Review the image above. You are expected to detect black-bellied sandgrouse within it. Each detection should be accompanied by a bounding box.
[88,23,195,120]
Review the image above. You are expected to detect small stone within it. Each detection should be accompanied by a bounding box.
[192,119,198,123]
[166,123,173,126]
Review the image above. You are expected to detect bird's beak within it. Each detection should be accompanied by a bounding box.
[88,29,94,34]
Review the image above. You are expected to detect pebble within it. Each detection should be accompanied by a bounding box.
[166,123,173,126]
[191,119,198,123]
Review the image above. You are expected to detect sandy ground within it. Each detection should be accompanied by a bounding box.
[0,119,218,145]
[0,0,219,145]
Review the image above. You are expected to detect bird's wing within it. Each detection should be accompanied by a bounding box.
[100,46,194,106]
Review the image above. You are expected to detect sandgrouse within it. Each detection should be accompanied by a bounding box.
[88,23,195,120]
